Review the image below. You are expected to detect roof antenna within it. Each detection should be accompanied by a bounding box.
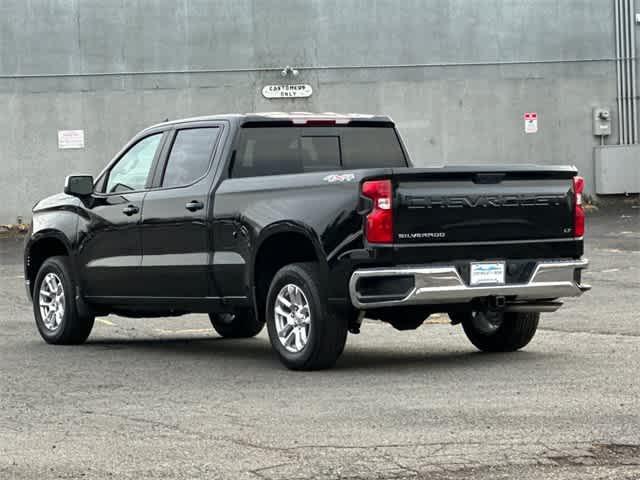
[163,118,169,122]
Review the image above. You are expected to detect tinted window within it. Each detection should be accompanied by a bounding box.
[232,126,405,178]
[340,127,406,169]
[105,133,162,193]
[233,128,303,177]
[162,128,220,187]
[300,136,340,171]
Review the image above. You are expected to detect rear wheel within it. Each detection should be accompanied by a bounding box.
[33,256,95,345]
[266,262,347,370]
[208,309,264,338]
[382,309,429,331]
[459,311,540,352]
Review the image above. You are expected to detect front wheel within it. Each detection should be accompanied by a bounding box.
[266,262,347,370]
[459,311,540,352]
[33,256,95,345]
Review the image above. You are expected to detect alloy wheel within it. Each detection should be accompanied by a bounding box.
[274,284,311,353]
[39,273,65,332]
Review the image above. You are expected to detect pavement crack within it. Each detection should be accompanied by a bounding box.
[540,327,640,338]
[94,411,200,436]
[296,441,483,450]
[248,462,295,480]
[225,437,291,453]
[384,455,421,477]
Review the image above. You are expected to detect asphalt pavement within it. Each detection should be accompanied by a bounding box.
[0,206,638,479]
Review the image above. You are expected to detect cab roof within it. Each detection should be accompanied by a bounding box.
[144,112,394,132]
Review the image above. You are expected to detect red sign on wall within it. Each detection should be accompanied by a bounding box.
[524,112,538,133]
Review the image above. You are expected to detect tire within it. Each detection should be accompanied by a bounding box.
[265,262,347,370]
[369,308,428,331]
[461,311,540,352]
[388,310,428,331]
[208,309,264,338]
[389,317,426,331]
[33,256,95,345]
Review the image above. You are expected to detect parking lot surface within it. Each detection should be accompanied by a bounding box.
[1,206,638,479]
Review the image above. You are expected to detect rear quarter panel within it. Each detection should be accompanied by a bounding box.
[212,170,377,299]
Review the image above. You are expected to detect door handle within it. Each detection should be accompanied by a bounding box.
[185,200,204,212]
[122,205,139,216]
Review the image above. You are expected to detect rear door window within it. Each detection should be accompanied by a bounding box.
[162,127,220,187]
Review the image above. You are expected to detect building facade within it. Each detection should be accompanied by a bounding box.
[0,0,637,223]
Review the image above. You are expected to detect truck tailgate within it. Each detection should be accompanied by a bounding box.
[391,167,578,244]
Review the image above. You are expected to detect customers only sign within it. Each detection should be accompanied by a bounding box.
[262,84,313,99]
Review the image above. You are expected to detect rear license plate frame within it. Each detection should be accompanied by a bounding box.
[470,261,506,286]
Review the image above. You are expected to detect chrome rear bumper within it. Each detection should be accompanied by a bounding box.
[349,259,590,309]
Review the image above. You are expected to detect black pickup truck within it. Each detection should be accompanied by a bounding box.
[24,112,589,370]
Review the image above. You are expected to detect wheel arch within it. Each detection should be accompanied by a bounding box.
[251,222,328,322]
[25,231,75,298]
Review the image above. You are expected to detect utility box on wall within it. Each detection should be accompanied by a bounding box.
[592,108,611,136]
[594,145,640,194]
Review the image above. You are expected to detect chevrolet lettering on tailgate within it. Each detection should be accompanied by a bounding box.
[400,194,567,209]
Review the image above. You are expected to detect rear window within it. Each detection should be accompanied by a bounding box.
[231,126,406,178]
[341,128,407,169]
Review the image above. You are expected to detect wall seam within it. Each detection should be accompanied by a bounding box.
[0,57,629,80]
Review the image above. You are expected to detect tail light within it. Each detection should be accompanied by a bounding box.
[573,176,585,237]
[362,180,393,243]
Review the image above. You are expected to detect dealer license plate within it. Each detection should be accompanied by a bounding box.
[470,262,505,286]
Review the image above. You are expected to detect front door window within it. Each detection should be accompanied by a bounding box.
[105,133,163,193]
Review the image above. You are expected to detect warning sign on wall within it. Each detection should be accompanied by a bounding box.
[58,130,85,149]
[524,112,538,134]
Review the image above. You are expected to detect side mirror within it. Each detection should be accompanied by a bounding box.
[64,175,94,197]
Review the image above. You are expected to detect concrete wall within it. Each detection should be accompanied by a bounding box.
[0,0,619,223]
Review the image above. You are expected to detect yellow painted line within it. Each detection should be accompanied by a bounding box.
[154,328,212,335]
[426,314,450,325]
[601,268,621,273]
[97,318,117,327]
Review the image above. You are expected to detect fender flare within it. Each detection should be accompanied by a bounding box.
[24,229,76,292]
[248,220,328,302]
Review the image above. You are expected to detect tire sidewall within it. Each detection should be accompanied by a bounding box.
[209,312,237,337]
[266,265,323,367]
[462,311,506,347]
[462,311,539,352]
[209,309,264,338]
[33,257,75,343]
